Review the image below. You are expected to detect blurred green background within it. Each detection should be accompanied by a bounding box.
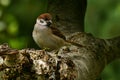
[0,0,120,80]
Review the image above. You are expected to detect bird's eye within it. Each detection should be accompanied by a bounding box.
[40,20,44,23]
[37,19,47,26]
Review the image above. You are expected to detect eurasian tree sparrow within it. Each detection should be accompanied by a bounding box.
[32,13,82,50]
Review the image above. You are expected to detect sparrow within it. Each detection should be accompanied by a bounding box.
[32,13,82,51]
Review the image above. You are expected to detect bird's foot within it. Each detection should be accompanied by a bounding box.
[43,47,51,51]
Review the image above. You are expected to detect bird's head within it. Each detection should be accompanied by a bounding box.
[36,13,52,26]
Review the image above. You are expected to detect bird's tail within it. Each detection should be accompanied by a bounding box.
[65,40,83,47]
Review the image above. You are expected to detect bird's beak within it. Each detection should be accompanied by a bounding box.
[47,20,52,26]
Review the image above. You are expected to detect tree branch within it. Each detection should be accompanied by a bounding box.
[0,32,119,80]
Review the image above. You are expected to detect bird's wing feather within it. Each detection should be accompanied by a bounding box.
[49,25,66,40]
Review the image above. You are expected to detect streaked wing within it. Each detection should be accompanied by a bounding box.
[49,25,66,40]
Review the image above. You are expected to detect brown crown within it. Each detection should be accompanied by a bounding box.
[38,13,52,20]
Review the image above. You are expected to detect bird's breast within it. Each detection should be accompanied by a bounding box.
[33,24,66,50]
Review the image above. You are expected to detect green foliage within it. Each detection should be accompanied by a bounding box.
[85,0,120,39]
[101,60,120,80]
[0,0,47,49]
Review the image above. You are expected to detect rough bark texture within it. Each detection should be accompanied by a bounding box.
[0,32,120,80]
[47,0,87,35]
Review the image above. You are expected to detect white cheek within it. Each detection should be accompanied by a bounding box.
[37,19,47,26]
